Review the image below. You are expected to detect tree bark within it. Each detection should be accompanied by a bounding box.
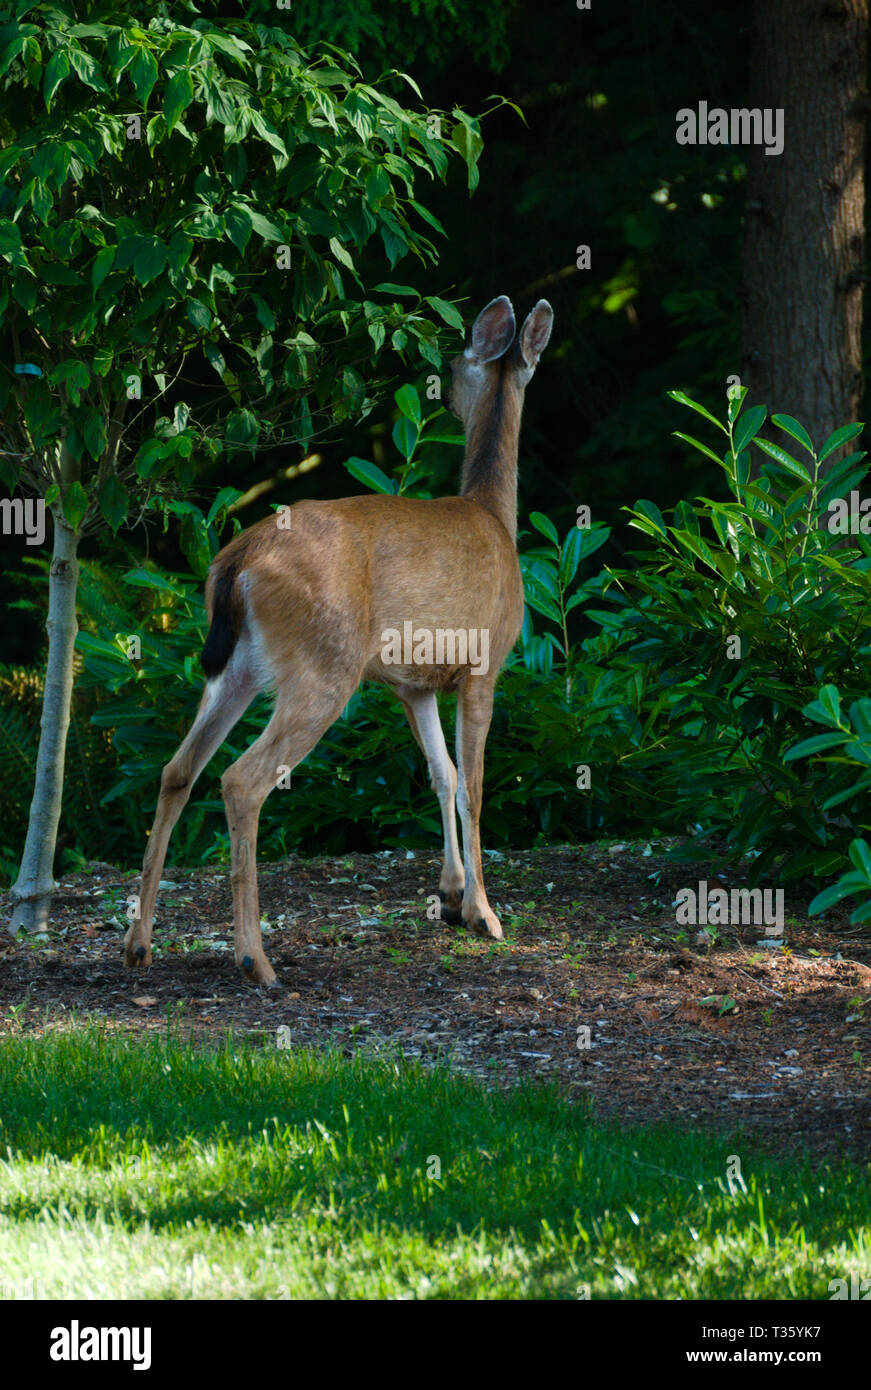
[8,507,79,935]
[741,0,867,463]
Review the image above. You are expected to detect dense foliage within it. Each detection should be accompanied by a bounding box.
[0,3,486,572]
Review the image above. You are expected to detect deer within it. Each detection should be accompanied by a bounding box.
[125,294,553,987]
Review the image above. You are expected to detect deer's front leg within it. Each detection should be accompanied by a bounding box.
[456,676,502,940]
[397,687,465,922]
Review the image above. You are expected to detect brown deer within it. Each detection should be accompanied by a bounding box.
[125,294,553,986]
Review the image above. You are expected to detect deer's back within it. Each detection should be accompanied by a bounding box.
[211,494,524,690]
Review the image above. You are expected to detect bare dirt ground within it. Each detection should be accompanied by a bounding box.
[1,840,869,1159]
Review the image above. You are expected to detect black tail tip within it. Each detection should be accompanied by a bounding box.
[201,622,236,679]
[201,564,239,679]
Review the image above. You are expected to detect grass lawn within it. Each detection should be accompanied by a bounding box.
[0,1023,867,1299]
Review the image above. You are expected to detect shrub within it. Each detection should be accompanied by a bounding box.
[580,387,871,884]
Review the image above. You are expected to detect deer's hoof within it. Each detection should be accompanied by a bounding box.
[239,954,279,989]
[438,889,463,925]
[469,914,503,941]
[124,942,152,968]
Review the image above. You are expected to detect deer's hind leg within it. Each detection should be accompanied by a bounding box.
[221,671,360,986]
[126,665,258,968]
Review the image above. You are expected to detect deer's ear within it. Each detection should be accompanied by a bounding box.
[518,300,554,369]
[467,295,516,363]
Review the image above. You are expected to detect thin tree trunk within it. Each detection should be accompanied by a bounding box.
[8,507,79,934]
[741,0,867,464]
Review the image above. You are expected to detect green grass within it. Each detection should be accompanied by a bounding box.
[0,1023,867,1299]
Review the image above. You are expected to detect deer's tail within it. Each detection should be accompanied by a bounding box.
[201,562,245,679]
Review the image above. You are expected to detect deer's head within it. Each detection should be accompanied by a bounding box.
[446,295,554,427]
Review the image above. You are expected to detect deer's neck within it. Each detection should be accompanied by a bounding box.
[459,370,523,542]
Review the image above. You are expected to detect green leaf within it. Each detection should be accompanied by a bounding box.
[374,283,419,296]
[343,457,396,494]
[809,874,870,915]
[844,738,871,766]
[392,416,419,462]
[69,47,109,94]
[667,390,727,433]
[166,232,193,275]
[179,507,211,578]
[559,527,584,587]
[819,422,864,463]
[67,24,111,39]
[164,69,193,133]
[247,209,284,242]
[187,300,212,332]
[365,165,391,206]
[380,223,408,267]
[409,200,446,236]
[222,206,251,253]
[732,404,767,457]
[204,341,226,379]
[450,112,484,192]
[394,384,421,422]
[0,37,26,80]
[672,529,717,570]
[848,838,871,881]
[574,526,610,563]
[803,685,844,728]
[250,109,287,156]
[83,411,107,461]
[783,732,847,762]
[43,50,70,109]
[202,71,237,126]
[62,480,89,530]
[206,486,243,526]
[129,46,158,106]
[849,898,871,925]
[672,431,724,466]
[50,359,90,406]
[295,397,313,448]
[753,437,811,482]
[252,294,275,331]
[133,236,166,286]
[771,413,815,454]
[367,321,386,353]
[848,699,871,741]
[529,512,559,545]
[426,295,464,330]
[631,499,667,538]
[30,179,52,224]
[225,408,260,451]
[0,219,23,264]
[524,584,562,625]
[91,245,115,291]
[98,476,128,534]
[329,236,356,273]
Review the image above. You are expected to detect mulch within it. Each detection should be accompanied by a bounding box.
[2,840,869,1160]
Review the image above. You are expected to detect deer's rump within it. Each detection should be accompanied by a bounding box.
[200,494,524,687]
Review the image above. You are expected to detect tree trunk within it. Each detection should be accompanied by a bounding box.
[8,509,79,935]
[741,0,867,463]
